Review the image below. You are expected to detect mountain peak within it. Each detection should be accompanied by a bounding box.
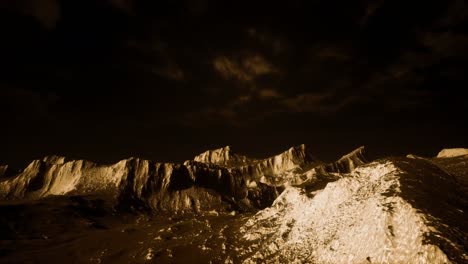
[319,146,367,173]
[193,145,231,162]
[336,146,365,163]
[42,155,66,165]
[277,144,314,164]
[285,144,306,154]
[193,145,252,167]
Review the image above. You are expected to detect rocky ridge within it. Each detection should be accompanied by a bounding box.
[0,144,364,214]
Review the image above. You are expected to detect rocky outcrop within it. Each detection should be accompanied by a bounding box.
[194,146,254,167]
[226,144,321,186]
[281,146,368,188]
[240,157,467,263]
[321,146,366,173]
[437,148,468,158]
[0,157,128,200]
[116,159,226,212]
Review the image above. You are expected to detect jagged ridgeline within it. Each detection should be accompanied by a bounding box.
[0,144,366,213]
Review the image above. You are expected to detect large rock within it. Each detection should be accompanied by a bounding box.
[240,157,467,263]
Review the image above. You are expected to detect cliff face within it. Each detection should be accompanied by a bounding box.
[278,146,367,188]
[0,157,128,200]
[0,156,278,212]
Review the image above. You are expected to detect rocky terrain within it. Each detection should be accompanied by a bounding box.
[0,146,466,263]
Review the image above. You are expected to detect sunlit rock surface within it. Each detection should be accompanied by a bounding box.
[241,158,467,263]
[0,146,466,263]
[0,158,128,199]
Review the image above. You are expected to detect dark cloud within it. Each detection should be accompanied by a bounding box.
[1,0,467,167]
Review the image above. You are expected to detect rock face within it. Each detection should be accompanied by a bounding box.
[0,156,269,212]
[437,148,468,158]
[241,157,467,263]
[191,144,366,188]
[0,157,128,200]
[322,146,366,173]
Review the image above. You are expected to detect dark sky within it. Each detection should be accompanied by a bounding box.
[1,0,467,167]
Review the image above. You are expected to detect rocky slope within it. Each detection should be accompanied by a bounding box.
[240,157,467,263]
[409,149,468,198]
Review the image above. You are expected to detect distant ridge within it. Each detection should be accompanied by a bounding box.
[0,144,367,213]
